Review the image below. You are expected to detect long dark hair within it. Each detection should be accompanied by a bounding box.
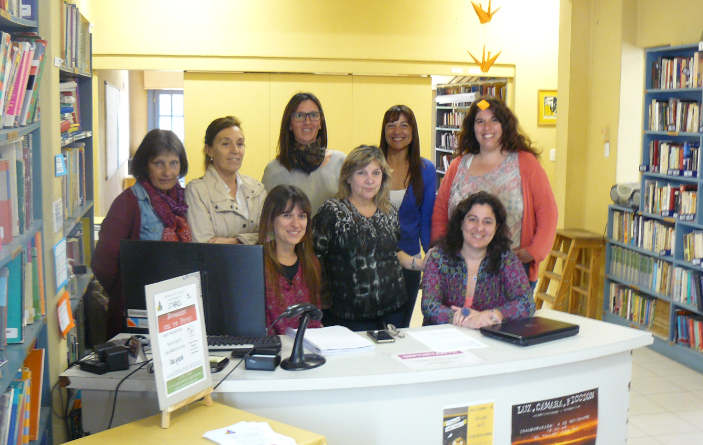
[258,185,320,306]
[130,129,188,181]
[379,105,424,204]
[276,93,328,171]
[457,96,540,158]
[439,191,511,275]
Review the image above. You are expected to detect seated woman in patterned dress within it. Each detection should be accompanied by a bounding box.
[258,184,322,334]
[422,191,535,329]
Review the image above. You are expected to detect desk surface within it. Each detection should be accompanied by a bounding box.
[68,401,326,445]
[63,310,652,394]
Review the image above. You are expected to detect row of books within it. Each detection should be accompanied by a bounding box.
[676,310,703,353]
[61,141,86,221]
[0,135,32,246]
[0,32,46,129]
[672,267,703,310]
[67,226,88,269]
[611,210,674,255]
[648,98,701,133]
[643,180,697,219]
[436,82,506,99]
[0,349,45,445]
[682,230,703,263]
[60,1,90,73]
[647,140,700,176]
[608,283,657,327]
[438,111,466,129]
[0,232,45,348]
[651,52,703,90]
[609,245,673,296]
[437,132,458,151]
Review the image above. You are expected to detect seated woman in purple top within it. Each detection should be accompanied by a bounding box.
[421,191,535,329]
[258,184,323,334]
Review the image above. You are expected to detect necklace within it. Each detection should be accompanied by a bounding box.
[472,274,477,281]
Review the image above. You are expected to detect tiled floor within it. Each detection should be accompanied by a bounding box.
[628,347,703,444]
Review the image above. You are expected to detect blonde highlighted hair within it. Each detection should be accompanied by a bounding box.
[336,145,393,214]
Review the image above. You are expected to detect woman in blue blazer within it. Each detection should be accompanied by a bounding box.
[380,105,436,328]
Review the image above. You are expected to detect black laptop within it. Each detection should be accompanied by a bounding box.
[479,316,579,346]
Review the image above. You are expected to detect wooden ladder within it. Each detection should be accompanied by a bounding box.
[535,229,605,319]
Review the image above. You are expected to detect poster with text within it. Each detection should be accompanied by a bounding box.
[511,388,598,445]
[146,272,212,411]
[443,401,494,445]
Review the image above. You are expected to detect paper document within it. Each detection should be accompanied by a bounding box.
[407,326,489,351]
[285,325,376,356]
[203,421,296,445]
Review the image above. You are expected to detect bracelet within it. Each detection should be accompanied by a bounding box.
[411,258,417,270]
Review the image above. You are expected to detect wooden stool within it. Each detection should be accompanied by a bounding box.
[535,229,604,319]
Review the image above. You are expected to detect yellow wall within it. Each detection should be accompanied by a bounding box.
[88,0,560,195]
[183,74,432,182]
[129,71,148,158]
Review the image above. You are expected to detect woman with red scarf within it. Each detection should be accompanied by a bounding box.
[93,129,191,338]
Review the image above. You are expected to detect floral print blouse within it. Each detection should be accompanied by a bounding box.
[421,246,535,325]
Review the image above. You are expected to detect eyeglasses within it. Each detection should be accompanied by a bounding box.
[292,111,322,122]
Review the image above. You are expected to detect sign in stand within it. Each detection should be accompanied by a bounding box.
[145,272,213,428]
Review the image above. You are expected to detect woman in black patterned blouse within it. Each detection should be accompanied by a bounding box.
[313,145,411,331]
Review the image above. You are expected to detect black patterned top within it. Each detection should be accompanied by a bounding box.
[312,198,406,320]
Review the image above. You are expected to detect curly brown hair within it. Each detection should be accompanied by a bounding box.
[456,96,540,158]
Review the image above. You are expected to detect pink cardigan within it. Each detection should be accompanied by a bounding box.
[431,151,558,281]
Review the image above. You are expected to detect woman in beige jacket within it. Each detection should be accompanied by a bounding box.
[186,116,266,245]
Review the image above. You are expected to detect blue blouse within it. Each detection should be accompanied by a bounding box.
[397,158,436,255]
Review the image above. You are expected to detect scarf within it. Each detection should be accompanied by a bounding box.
[140,179,192,242]
[290,137,325,174]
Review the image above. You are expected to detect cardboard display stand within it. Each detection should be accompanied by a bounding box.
[144,272,213,428]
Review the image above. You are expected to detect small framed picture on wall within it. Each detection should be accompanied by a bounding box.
[537,90,557,126]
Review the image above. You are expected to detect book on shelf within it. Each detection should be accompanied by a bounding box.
[0,158,11,244]
[61,2,91,73]
[649,140,700,176]
[5,254,22,344]
[0,386,14,445]
[608,282,657,327]
[609,245,672,296]
[23,348,43,441]
[7,374,24,445]
[0,267,8,350]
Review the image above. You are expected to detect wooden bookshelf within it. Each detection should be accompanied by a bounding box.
[432,78,508,189]
[603,43,703,373]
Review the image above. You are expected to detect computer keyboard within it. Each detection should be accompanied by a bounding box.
[207,334,282,357]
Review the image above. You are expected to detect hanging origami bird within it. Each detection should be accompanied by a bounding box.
[468,45,502,72]
[471,0,500,24]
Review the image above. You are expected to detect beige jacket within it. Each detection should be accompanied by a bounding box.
[185,165,266,245]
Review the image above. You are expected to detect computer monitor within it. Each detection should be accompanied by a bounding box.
[119,240,266,337]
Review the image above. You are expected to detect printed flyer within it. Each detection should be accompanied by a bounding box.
[511,388,598,445]
[154,281,207,396]
[443,401,494,445]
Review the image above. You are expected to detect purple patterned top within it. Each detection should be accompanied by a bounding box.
[421,246,535,325]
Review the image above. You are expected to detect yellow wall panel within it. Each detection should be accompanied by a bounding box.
[350,76,432,161]
[183,73,271,183]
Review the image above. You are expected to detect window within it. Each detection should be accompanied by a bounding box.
[148,90,184,142]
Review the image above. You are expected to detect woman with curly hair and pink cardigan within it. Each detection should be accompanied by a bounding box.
[431,97,557,288]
